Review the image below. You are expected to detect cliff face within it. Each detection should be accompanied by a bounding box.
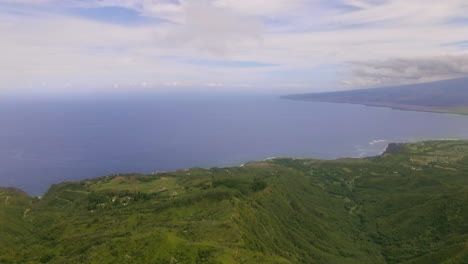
[384,143,405,154]
[1,140,468,264]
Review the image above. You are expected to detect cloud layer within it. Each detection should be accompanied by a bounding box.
[344,54,468,88]
[1,0,468,93]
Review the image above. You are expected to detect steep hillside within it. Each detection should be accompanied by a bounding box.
[0,141,467,263]
[282,77,468,115]
[0,188,36,260]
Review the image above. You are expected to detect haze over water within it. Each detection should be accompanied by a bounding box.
[1,94,468,196]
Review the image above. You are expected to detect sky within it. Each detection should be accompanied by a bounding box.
[1,0,468,94]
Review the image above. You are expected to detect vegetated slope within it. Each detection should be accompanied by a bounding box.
[0,188,36,259]
[282,77,468,114]
[0,141,467,263]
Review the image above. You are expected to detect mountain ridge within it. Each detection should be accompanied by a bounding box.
[282,77,468,115]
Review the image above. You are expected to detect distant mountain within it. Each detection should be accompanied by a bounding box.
[1,140,468,263]
[283,77,468,114]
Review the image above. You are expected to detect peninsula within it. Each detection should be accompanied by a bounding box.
[282,77,468,115]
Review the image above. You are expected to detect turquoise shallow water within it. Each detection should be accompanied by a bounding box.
[1,94,467,196]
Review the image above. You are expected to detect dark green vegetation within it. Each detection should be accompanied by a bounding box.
[282,77,468,115]
[1,141,468,263]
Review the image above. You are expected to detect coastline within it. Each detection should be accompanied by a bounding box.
[283,98,468,116]
[4,140,466,198]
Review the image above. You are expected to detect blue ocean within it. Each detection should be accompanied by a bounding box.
[1,94,468,196]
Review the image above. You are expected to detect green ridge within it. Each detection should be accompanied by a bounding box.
[1,141,467,263]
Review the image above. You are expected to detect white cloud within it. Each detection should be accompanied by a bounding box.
[213,0,306,17]
[0,0,52,3]
[157,0,263,55]
[1,0,468,93]
[336,0,468,26]
[342,53,468,88]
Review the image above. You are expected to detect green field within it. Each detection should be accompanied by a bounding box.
[1,141,467,263]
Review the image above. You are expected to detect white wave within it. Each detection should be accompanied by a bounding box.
[369,139,389,145]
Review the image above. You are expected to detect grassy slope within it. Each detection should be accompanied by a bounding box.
[0,188,36,262]
[0,141,467,263]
